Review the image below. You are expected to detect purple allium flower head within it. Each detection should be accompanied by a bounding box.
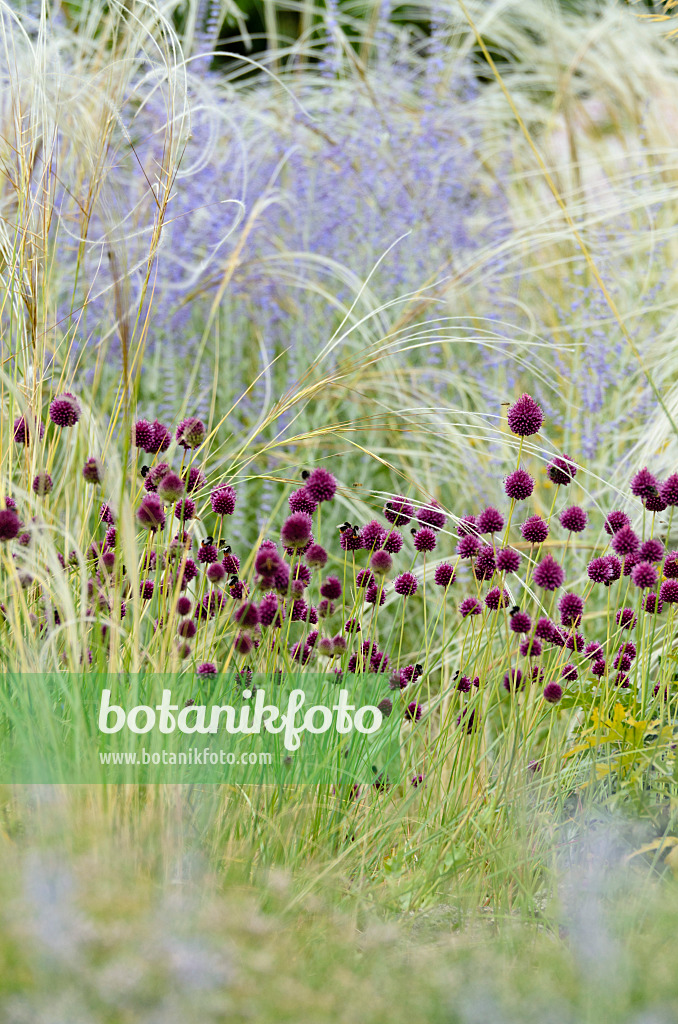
[305,543,328,568]
[534,555,565,591]
[604,510,631,535]
[175,417,206,449]
[255,547,281,578]
[370,549,393,575]
[405,702,422,723]
[197,662,217,676]
[259,593,280,627]
[474,544,496,582]
[605,554,622,582]
[591,657,606,677]
[197,542,219,564]
[4,498,16,511]
[521,515,549,544]
[340,528,363,552]
[305,467,337,503]
[630,466,659,500]
[332,634,347,653]
[355,569,374,589]
[520,636,542,657]
[632,561,658,590]
[49,392,80,428]
[207,562,226,583]
[32,472,52,496]
[496,548,521,573]
[157,472,185,503]
[383,530,403,554]
[457,515,479,537]
[543,681,563,704]
[457,675,472,693]
[457,535,481,559]
[132,419,152,449]
[615,607,637,629]
[365,582,386,605]
[184,466,206,493]
[280,511,313,550]
[416,500,447,531]
[660,580,678,604]
[211,485,237,516]
[178,619,197,639]
[146,420,171,454]
[288,487,318,516]
[457,707,479,734]
[485,586,508,610]
[505,469,534,500]
[565,632,586,653]
[613,652,632,672]
[360,519,387,550]
[174,497,196,520]
[459,596,482,617]
[559,592,584,627]
[317,637,335,658]
[139,580,154,600]
[510,610,532,634]
[177,596,192,616]
[559,506,587,533]
[235,602,260,630]
[587,556,612,584]
[320,575,342,600]
[433,562,456,587]
[13,415,45,445]
[272,563,290,593]
[546,454,577,486]
[639,538,664,563]
[477,506,504,535]
[99,503,115,525]
[136,494,166,531]
[503,667,523,692]
[413,527,437,552]
[664,552,678,578]
[144,463,170,493]
[611,525,640,557]
[384,496,414,526]
[645,592,663,614]
[181,558,198,583]
[507,393,543,436]
[82,456,102,484]
[646,492,667,512]
[584,640,603,660]
[660,474,678,506]
[561,663,578,682]
[394,572,418,597]
[0,509,20,541]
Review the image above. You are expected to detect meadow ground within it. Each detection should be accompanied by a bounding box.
[2,0,678,1020]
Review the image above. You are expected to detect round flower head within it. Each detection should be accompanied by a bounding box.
[561,663,578,682]
[457,535,481,559]
[320,576,342,600]
[305,467,337,503]
[645,592,663,615]
[360,520,387,550]
[210,486,237,516]
[474,545,496,581]
[178,619,197,639]
[146,420,171,454]
[613,652,632,672]
[405,702,422,723]
[157,472,185,503]
[0,509,20,541]
[559,506,587,533]
[477,506,504,535]
[383,530,403,554]
[646,492,667,512]
[234,602,260,630]
[259,593,280,627]
[503,667,523,692]
[332,635,347,653]
[605,554,622,582]
[639,539,664,563]
[632,561,658,590]
[414,527,437,553]
[660,474,678,506]
[317,637,335,658]
[660,580,678,604]
[591,657,606,678]
[520,636,542,657]
[197,662,217,676]
[507,393,543,436]
[417,501,447,531]
[177,596,192,616]
[136,494,166,532]
[611,525,639,557]
[338,527,361,553]
[615,607,637,629]
[176,417,206,449]
[384,496,414,526]
[174,498,196,520]
[459,596,482,617]
[255,547,281,578]
[288,487,317,516]
[207,562,226,583]
[82,456,102,485]
[496,548,521,573]
[433,562,456,587]
[139,580,154,600]
[558,592,583,628]
[505,469,534,501]
[370,549,393,575]
[534,555,565,591]
[485,586,508,610]
[365,582,386,605]
[543,682,563,704]
[181,558,198,584]
[587,557,612,584]
[14,416,45,445]
[604,510,630,535]
[565,632,586,653]
[32,472,52,496]
[49,392,80,428]
[198,542,219,565]
[355,569,374,589]
[394,572,418,597]
[222,553,240,575]
[184,466,206,493]
[521,515,549,544]
[132,419,152,449]
[584,640,603,660]
[99,503,115,525]
[457,515,479,537]
[509,610,532,634]
[630,466,659,500]
[546,454,577,486]
[281,512,313,550]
